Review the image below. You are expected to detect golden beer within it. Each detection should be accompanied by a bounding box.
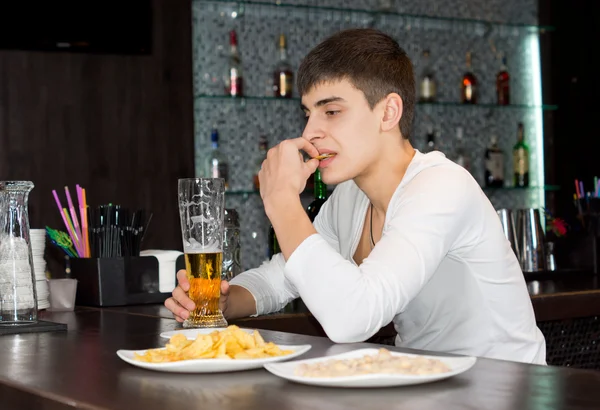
[184,252,228,328]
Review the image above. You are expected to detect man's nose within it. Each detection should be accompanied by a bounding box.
[302,117,325,143]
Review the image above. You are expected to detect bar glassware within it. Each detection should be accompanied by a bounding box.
[178,178,227,328]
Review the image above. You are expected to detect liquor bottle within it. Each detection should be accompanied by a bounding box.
[453,127,470,172]
[461,51,477,104]
[306,169,328,222]
[267,225,280,258]
[484,136,504,188]
[513,123,530,187]
[273,34,294,98]
[496,54,510,105]
[424,127,436,153]
[203,129,230,188]
[225,30,243,97]
[419,50,436,102]
[253,135,269,190]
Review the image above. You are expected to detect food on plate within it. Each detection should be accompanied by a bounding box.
[314,153,336,160]
[294,348,451,377]
[134,325,293,363]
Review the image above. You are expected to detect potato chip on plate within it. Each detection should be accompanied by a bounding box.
[117,325,311,373]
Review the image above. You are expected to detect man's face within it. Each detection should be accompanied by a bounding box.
[301,79,385,185]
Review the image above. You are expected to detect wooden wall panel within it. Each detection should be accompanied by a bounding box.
[0,0,194,263]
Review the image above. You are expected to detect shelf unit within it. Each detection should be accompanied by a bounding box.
[192,0,551,270]
[195,94,558,110]
[194,0,554,32]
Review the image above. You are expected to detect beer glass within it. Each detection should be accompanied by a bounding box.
[178,178,227,328]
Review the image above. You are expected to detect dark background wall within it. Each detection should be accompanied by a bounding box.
[540,0,600,267]
[542,0,600,219]
[0,0,194,266]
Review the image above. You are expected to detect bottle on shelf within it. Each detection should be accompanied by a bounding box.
[273,34,294,98]
[484,135,504,188]
[202,129,230,188]
[253,135,269,190]
[496,53,510,105]
[267,225,280,259]
[419,50,436,103]
[513,123,530,187]
[461,51,477,104]
[225,30,243,97]
[453,127,470,172]
[424,127,437,153]
[306,169,328,222]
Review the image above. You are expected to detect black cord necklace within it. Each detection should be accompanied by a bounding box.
[369,203,375,248]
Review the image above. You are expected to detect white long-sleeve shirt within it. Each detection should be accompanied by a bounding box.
[231,150,547,364]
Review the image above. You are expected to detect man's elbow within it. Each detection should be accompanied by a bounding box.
[320,321,373,344]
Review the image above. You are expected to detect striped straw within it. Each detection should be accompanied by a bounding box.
[52,190,82,256]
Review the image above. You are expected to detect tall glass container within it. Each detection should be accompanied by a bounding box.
[0,181,38,325]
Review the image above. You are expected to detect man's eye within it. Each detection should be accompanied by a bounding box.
[326,111,340,116]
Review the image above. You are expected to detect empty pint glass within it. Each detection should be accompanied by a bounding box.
[178,178,227,328]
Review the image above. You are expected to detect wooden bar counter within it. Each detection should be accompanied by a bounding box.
[1,308,600,410]
[88,273,600,369]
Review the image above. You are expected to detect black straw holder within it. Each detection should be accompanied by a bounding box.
[70,255,185,306]
[576,198,600,274]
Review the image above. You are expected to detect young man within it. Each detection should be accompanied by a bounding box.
[165,28,546,364]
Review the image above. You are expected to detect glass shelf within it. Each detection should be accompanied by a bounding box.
[226,185,560,197]
[195,94,558,111]
[194,0,555,32]
[419,101,558,111]
[482,185,560,191]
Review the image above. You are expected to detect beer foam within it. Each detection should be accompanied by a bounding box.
[183,238,222,254]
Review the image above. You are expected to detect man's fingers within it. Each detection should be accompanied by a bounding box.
[304,158,320,174]
[172,286,195,311]
[221,280,230,295]
[176,269,189,291]
[164,297,190,321]
[284,137,320,158]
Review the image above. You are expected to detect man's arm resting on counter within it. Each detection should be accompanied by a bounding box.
[284,168,472,343]
[224,285,257,320]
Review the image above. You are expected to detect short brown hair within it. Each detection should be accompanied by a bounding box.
[297,28,415,140]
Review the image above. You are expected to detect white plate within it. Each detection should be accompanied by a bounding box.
[263,348,477,388]
[117,343,312,373]
[160,327,253,340]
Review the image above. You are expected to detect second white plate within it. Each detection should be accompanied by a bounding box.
[263,348,477,388]
[160,327,253,340]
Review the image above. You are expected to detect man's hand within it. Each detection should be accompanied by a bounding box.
[258,138,320,206]
[164,270,256,321]
[164,270,231,322]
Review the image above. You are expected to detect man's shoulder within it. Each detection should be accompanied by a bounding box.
[408,156,480,195]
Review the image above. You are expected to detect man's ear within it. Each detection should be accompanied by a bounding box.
[381,93,403,132]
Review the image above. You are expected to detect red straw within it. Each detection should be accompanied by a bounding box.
[575,179,581,199]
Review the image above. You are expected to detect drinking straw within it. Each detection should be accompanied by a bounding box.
[76,185,90,257]
[45,226,77,258]
[82,188,90,257]
[575,180,581,199]
[595,177,600,197]
[580,181,585,199]
[64,186,83,252]
[52,189,81,256]
[62,208,83,257]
